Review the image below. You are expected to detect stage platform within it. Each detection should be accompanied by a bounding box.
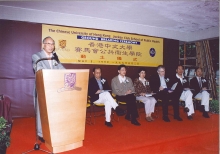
[7,107,219,154]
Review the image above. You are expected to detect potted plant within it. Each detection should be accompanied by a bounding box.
[0,117,10,154]
[210,87,219,114]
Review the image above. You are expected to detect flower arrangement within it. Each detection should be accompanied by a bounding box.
[124,79,129,83]
[101,79,106,84]
[202,79,206,83]
[0,117,10,148]
[210,87,219,114]
[182,79,187,83]
[53,60,58,66]
[165,78,169,82]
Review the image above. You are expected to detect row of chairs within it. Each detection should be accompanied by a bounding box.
[86,94,160,125]
[86,95,118,125]
[86,94,212,125]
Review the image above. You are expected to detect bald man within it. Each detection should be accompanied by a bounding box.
[32,36,65,142]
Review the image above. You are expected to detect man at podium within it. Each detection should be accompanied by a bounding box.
[32,36,65,142]
[88,67,126,127]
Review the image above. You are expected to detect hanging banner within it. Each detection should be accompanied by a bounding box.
[42,24,163,66]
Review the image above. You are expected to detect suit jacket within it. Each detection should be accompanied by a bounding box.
[32,50,65,105]
[190,76,208,97]
[88,77,111,104]
[32,50,65,72]
[133,78,152,96]
[170,74,190,98]
[111,76,135,96]
[149,74,172,93]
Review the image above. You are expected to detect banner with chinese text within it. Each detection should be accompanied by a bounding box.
[42,24,163,66]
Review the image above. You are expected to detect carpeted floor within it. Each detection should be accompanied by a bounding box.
[7,107,219,154]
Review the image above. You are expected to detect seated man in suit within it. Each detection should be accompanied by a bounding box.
[190,67,210,118]
[171,65,195,120]
[150,65,182,122]
[88,67,125,127]
[111,64,140,126]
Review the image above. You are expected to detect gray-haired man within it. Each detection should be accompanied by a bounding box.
[32,36,65,142]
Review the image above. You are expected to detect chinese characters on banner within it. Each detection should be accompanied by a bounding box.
[42,24,163,67]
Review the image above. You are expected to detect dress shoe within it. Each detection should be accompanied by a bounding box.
[125,115,131,121]
[162,116,170,122]
[203,112,210,118]
[174,116,183,121]
[145,117,152,122]
[184,107,189,113]
[105,121,113,127]
[187,115,193,120]
[38,136,45,143]
[115,107,126,116]
[131,119,141,126]
[149,116,154,121]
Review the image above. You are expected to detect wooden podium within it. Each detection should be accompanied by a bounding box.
[36,69,89,153]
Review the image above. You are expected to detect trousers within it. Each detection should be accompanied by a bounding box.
[154,90,179,117]
[116,94,139,120]
[180,90,195,116]
[194,91,210,111]
[94,92,118,122]
[35,98,43,137]
[136,96,157,115]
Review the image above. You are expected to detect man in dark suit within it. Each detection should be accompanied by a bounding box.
[170,65,194,120]
[190,67,210,118]
[150,65,182,122]
[88,67,125,127]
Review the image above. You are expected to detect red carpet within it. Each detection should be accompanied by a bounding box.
[7,107,219,154]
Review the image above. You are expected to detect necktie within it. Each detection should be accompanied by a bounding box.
[199,77,202,88]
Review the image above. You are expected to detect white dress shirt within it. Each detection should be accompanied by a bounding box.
[139,77,146,86]
[176,73,184,84]
[118,75,126,83]
[159,75,167,88]
[96,78,103,90]
[196,76,202,88]
[43,50,53,69]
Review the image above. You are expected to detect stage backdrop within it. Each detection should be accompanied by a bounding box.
[0,19,179,118]
[42,24,163,67]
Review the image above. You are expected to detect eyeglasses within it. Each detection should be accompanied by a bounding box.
[44,43,55,46]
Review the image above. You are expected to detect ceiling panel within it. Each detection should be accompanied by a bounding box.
[0,1,218,41]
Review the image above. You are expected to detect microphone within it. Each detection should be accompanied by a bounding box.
[35,57,54,65]
[52,52,60,64]
[34,52,61,71]
[34,57,54,72]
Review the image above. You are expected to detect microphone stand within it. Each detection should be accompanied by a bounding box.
[22,58,54,154]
